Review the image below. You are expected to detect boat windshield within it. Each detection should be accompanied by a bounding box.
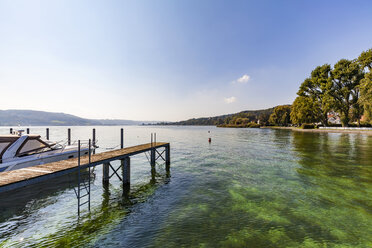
[17,136,51,156]
[0,136,20,163]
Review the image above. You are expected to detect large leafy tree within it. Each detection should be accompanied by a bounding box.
[359,72,372,123]
[296,64,332,126]
[269,105,291,126]
[358,48,372,70]
[329,59,364,127]
[358,49,372,123]
[290,96,317,125]
[258,112,271,126]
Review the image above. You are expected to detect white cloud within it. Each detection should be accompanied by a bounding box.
[234,74,250,84]
[224,96,236,104]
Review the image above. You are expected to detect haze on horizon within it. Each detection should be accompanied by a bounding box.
[1,0,372,122]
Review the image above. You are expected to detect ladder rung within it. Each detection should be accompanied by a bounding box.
[79,183,89,189]
[79,193,90,198]
[79,201,89,206]
[78,182,90,188]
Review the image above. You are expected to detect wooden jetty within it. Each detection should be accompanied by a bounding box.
[0,142,170,194]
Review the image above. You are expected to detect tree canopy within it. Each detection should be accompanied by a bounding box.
[290,48,371,127]
[359,72,372,122]
[329,59,364,126]
[358,49,372,123]
[358,48,372,70]
[295,65,332,126]
[269,105,291,126]
[290,96,317,125]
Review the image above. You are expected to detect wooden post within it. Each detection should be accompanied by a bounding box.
[68,128,71,146]
[121,128,124,149]
[165,144,170,171]
[150,165,156,183]
[92,128,96,155]
[122,157,130,185]
[103,163,110,184]
[77,140,81,215]
[46,128,49,140]
[26,128,30,134]
[10,128,12,134]
[151,147,156,167]
[88,139,91,211]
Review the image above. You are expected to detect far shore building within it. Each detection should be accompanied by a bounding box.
[327,111,367,125]
[327,111,341,125]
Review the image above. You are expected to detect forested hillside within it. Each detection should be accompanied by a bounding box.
[160,107,276,126]
[0,110,146,126]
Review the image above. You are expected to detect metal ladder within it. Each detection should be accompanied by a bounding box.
[73,140,92,216]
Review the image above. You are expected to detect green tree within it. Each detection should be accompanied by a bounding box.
[358,48,372,70]
[224,116,232,125]
[234,117,249,125]
[359,72,372,123]
[329,59,364,127]
[358,48,372,123]
[290,96,317,125]
[297,64,333,126]
[258,112,271,126]
[269,105,291,126]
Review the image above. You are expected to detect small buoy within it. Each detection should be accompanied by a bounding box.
[208,138,211,143]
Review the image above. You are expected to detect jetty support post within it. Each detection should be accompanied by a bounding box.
[77,140,81,216]
[150,133,155,167]
[122,157,130,186]
[165,144,170,171]
[88,139,91,211]
[103,163,110,185]
[121,157,130,198]
[68,128,71,146]
[46,128,49,140]
[151,146,156,167]
[92,128,96,155]
[121,128,124,149]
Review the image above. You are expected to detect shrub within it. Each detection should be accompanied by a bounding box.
[327,122,372,127]
[247,122,261,128]
[360,122,372,127]
[328,123,342,127]
[301,123,315,129]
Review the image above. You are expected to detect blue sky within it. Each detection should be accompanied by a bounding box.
[1,0,371,121]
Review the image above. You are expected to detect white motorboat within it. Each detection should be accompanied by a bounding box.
[0,131,94,172]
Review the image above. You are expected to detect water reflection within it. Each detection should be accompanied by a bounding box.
[291,131,372,245]
[147,129,372,248]
[292,132,372,182]
[0,162,171,247]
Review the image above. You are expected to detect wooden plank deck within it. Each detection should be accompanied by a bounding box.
[0,142,169,193]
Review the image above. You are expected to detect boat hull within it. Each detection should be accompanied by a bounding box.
[0,148,90,172]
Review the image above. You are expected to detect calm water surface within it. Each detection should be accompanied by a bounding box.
[0,126,371,247]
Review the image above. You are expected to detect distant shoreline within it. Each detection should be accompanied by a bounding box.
[261,126,372,135]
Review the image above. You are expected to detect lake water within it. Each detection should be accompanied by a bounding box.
[0,126,371,247]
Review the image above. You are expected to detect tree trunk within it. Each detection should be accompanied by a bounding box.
[341,113,349,127]
[322,113,328,127]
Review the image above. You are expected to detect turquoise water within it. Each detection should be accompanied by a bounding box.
[0,126,371,247]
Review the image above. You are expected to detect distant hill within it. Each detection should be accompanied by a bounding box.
[159,107,276,126]
[0,110,152,126]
